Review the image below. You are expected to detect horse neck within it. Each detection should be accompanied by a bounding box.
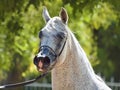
[52,29,97,89]
[68,30,96,77]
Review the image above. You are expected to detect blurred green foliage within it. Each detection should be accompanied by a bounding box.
[0,0,120,89]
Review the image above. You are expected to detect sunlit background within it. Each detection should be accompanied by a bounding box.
[0,0,120,90]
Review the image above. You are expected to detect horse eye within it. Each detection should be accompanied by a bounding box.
[57,32,65,39]
[39,31,42,38]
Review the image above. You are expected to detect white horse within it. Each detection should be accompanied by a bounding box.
[34,7,111,90]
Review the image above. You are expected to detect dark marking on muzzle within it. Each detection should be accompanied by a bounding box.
[34,55,50,67]
[34,46,57,71]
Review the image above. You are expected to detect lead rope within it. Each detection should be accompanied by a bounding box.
[0,72,48,89]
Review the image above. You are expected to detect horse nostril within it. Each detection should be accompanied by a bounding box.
[33,56,39,65]
[43,56,50,65]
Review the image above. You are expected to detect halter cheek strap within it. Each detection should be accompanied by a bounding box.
[58,37,67,56]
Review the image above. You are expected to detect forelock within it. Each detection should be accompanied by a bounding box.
[47,17,65,32]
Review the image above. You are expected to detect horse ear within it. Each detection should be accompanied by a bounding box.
[42,6,51,23]
[59,7,68,24]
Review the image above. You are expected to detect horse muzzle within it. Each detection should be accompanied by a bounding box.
[33,46,57,72]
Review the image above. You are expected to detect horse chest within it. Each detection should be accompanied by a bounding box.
[51,65,96,90]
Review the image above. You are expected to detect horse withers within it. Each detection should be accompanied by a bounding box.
[34,7,111,90]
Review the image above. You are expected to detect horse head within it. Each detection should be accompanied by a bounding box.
[34,7,68,73]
